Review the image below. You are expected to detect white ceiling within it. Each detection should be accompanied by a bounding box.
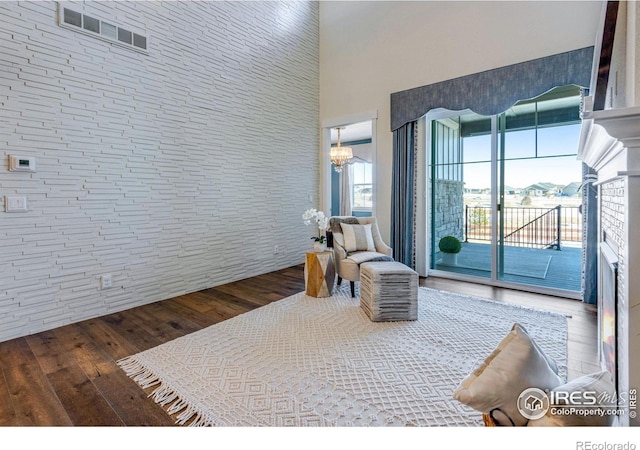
[330,120,372,144]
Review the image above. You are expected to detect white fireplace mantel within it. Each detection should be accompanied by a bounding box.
[578,102,640,179]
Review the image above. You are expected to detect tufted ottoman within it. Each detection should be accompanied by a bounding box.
[359,261,418,322]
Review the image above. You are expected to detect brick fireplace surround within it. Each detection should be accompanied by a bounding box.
[578,99,640,426]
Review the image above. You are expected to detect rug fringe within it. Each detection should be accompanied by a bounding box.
[117,356,210,426]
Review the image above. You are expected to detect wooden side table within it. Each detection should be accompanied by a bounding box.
[304,251,335,298]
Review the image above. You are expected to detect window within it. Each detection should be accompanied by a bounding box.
[352,162,372,211]
[433,119,462,181]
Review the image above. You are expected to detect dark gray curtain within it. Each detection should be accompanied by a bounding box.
[390,47,593,131]
[391,121,417,268]
[582,164,598,304]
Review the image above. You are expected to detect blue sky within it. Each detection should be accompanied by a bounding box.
[461,124,581,189]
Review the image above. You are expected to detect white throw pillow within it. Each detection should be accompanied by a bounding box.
[527,371,616,427]
[452,323,564,426]
[340,223,375,253]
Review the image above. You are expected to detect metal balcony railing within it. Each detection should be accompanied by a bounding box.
[464,205,582,250]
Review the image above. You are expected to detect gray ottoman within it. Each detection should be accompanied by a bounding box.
[359,261,418,322]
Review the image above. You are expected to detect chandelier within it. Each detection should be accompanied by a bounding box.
[330,127,353,173]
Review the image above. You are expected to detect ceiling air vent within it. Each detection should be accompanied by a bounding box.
[58,4,148,53]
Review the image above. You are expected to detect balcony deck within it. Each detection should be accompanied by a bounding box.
[435,242,582,293]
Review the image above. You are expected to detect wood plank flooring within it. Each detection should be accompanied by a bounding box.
[0,265,597,426]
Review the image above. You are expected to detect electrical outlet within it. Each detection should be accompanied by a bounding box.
[273,245,279,254]
[100,274,113,289]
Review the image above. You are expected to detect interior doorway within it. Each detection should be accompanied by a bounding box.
[321,112,377,219]
[329,121,374,217]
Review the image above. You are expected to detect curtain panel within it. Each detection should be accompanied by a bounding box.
[390,46,593,132]
[391,121,418,268]
[339,166,352,216]
[582,164,598,304]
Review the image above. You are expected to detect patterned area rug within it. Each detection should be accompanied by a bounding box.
[118,285,567,426]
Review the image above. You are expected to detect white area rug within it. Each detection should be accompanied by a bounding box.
[118,286,567,426]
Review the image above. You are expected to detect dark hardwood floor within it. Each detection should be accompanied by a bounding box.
[0,265,597,426]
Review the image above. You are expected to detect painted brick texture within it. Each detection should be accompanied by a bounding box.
[600,178,625,309]
[0,1,319,341]
[600,176,627,417]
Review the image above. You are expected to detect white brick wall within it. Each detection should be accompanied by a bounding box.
[0,1,319,342]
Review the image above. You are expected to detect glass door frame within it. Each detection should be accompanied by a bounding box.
[424,109,581,300]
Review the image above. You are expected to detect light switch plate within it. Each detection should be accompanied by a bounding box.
[5,196,28,212]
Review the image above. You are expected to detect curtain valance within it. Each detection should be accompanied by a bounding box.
[390,46,594,131]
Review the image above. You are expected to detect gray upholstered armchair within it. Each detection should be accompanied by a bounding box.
[328,216,393,297]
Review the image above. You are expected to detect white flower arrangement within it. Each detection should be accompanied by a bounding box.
[302,208,329,243]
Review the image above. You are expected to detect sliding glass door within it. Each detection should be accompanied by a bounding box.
[496,87,583,291]
[429,86,583,295]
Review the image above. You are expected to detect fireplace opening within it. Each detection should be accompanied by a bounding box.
[599,241,618,391]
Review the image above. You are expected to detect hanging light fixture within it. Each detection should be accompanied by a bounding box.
[330,127,353,173]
